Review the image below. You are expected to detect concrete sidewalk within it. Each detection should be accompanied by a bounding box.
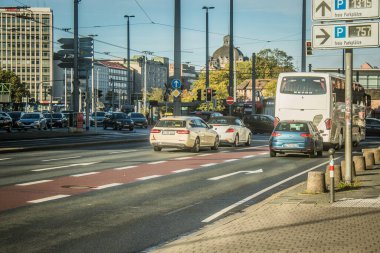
[150,155,380,252]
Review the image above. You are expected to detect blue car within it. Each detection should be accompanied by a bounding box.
[269,120,323,158]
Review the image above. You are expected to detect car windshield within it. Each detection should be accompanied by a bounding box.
[92,112,106,117]
[114,113,126,119]
[280,76,326,95]
[131,113,145,118]
[156,120,186,128]
[8,112,21,118]
[275,122,308,132]
[52,114,63,118]
[208,117,236,125]
[22,114,39,119]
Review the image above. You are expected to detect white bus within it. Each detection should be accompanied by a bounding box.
[274,72,369,149]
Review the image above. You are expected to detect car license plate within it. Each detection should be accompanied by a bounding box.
[284,143,298,148]
[162,130,175,135]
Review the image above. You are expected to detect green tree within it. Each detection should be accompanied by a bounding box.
[0,70,29,103]
[256,48,295,79]
[261,79,277,97]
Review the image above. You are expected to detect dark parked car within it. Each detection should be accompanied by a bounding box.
[103,112,134,131]
[366,118,380,136]
[0,112,13,132]
[7,111,24,128]
[90,111,106,126]
[17,112,48,131]
[44,113,68,128]
[243,114,275,134]
[269,120,323,158]
[127,112,148,128]
[188,111,223,122]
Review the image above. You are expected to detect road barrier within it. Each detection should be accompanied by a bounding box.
[363,152,375,168]
[341,160,356,179]
[306,171,326,194]
[353,156,366,172]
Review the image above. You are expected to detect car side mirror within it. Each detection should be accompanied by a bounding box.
[208,124,213,128]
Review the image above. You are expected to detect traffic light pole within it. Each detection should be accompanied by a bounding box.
[173,0,181,116]
[72,0,80,113]
[251,53,256,115]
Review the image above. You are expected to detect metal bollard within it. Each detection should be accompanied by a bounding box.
[329,148,335,203]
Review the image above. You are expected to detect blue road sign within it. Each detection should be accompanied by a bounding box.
[171,79,181,89]
[335,26,346,38]
[335,0,346,10]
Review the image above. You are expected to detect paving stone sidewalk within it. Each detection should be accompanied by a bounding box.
[150,164,380,253]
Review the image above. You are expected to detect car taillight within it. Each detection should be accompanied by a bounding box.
[300,133,312,138]
[324,118,332,130]
[274,117,280,127]
[271,132,281,137]
[150,129,161,133]
[176,130,190,134]
[226,128,235,133]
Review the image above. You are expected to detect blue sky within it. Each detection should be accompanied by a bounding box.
[2,0,380,70]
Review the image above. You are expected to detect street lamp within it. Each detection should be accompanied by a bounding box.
[124,15,135,105]
[142,51,153,114]
[202,6,214,89]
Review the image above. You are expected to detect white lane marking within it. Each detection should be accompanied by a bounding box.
[220,151,230,153]
[42,156,81,162]
[259,152,268,155]
[208,169,263,181]
[32,162,98,172]
[16,180,53,186]
[137,175,162,181]
[114,165,138,170]
[202,157,341,223]
[71,172,99,177]
[198,154,211,157]
[173,156,193,160]
[200,163,218,167]
[172,168,193,173]
[94,183,123,190]
[242,155,256,159]
[109,150,137,154]
[28,195,70,204]
[0,158,11,161]
[148,161,167,165]
[224,159,239,163]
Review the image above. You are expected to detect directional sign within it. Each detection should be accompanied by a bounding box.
[313,0,380,21]
[312,22,380,49]
[171,79,181,89]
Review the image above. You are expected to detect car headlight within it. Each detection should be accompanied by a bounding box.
[116,121,122,124]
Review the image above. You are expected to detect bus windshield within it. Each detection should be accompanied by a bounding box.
[280,76,326,95]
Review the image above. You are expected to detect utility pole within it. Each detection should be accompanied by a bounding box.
[301,0,306,72]
[173,0,181,116]
[73,0,80,112]
[229,0,234,115]
[142,51,153,114]
[251,53,256,115]
[345,49,353,184]
[124,15,135,105]
[203,6,214,89]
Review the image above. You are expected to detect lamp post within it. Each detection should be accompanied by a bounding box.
[142,51,153,114]
[88,34,98,114]
[202,6,214,89]
[124,15,135,105]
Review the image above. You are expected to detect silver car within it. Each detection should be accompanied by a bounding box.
[150,116,220,152]
[17,112,48,131]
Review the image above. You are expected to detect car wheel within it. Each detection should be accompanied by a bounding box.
[154,146,162,152]
[113,124,118,130]
[233,135,239,147]
[309,144,318,158]
[211,136,219,150]
[317,150,323,157]
[6,126,12,133]
[44,124,47,130]
[270,150,276,157]
[129,127,134,131]
[103,124,107,130]
[245,134,252,146]
[191,137,200,153]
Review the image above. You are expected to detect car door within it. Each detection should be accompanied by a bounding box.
[196,119,210,146]
[235,118,247,142]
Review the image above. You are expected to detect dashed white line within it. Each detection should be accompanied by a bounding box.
[224,159,239,163]
[0,158,11,161]
[28,195,70,204]
[259,152,268,155]
[137,175,162,180]
[114,165,138,170]
[148,161,167,165]
[94,183,123,190]
[219,151,230,153]
[242,155,256,159]
[109,150,137,154]
[200,163,218,167]
[42,156,81,162]
[71,172,99,177]
[172,168,193,173]
[173,156,193,160]
[198,154,211,157]
[32,162,98,172]
[16,180,53,186]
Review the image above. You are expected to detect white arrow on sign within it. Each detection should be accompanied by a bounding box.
[207,169,263,181]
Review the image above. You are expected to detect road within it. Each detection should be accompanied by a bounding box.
[0,133,379,253]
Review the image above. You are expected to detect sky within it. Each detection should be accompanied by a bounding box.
[2,0,380,71]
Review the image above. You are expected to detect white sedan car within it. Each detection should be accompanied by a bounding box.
[208,116,252,147]
[150,116,219,152]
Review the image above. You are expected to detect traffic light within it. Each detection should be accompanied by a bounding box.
[197,89,202,101]
[212,89,216,98]
[97,90,103,98]
[206,88,212,102]
[306,41,312,56]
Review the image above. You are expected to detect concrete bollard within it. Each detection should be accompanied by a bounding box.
[363,152,375,168]
[341,160,356,180]
[306,171,326,193]
[353,156,366,172]
[373,149,380,164]
[325,165,341,188]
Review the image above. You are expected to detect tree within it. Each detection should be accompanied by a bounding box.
[0,70,29,103]
[261,79,277,97]
[256,48,295,79]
